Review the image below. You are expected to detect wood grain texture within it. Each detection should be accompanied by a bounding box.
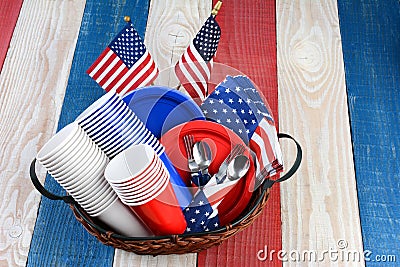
[27,1,151,266]
[113,1,211,265]
[0,0,23,73]
[113,250,197,267]
[277,0,364,265]
[198,0,282,266]
[0,0,85,266]
[143,0,212,88]
[337,1,400,264]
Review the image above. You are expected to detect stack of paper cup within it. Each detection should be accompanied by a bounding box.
[36,123,152,237]
[105,144,187,235]
[76,92,164,158]
[76,91,192,209]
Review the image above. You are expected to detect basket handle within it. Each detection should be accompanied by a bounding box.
[30,158,75,204]
[262,133,302,190]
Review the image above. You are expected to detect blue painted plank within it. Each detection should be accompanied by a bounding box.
[27,1,150,266]
[337,0,400,265]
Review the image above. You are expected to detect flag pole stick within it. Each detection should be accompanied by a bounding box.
[211,1,223,17]
[176,1,223,92]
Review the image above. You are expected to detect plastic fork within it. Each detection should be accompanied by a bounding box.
[253,161,284,190]
[214,144,246,184]
[183,135,202,185]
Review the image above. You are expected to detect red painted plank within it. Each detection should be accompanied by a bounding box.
[0,0,23,73]
[197,0,281,266]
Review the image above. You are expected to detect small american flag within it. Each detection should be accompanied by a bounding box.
[87,23,158,96]
[175,15,221,105]
[183,190,220,233]
[201,75,283,180]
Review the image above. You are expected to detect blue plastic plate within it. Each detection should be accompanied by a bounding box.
[123,86,205,138]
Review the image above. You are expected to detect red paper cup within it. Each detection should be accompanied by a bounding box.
[128,181,186,236]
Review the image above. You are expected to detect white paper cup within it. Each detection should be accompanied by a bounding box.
[66,171,109,198]
[53,143,106,184]
[53,145,105,184]
[73,182,115,204]
[46,138,98,176]
[62,157,108,192]
[36,123,82,162]
[105,144,155,184]
[116,170,169,202]
[83,192,118,214]
[90,198,153,237]
[55,150,106,186]
[39,127,85,166]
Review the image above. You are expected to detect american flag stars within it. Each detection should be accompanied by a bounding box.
[109,27,146,67]
[193,18,220,61]
[201,81,261,143]
[86,22,158,95]
[215,75,283,182]
[183,191,220,233]
[185,76,284,232]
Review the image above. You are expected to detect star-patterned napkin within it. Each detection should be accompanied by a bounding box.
[183,190,220,233]
[201,75,283,187]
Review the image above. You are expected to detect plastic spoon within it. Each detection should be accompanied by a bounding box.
[193,141,212,186]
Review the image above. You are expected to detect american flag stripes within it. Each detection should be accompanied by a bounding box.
[184,171,242,232]
[87,23,158,96]
[175,15,221,104]
[249,117,283,178]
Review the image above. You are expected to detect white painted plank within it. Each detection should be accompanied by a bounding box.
[0,1,85,266]
[113,250,197,267]
[277,0,365,265]
[144,0,211,88]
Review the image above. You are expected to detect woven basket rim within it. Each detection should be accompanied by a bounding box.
[71,184,271,241]
[68,184,271,255]
[30,132,301,254]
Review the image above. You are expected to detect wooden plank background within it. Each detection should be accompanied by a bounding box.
[0,0,398,266]
[26,1,152,266]
[113,1,211,265]
[0,1,85,266]
[0,0,23,72]
[277,0,364,265]
[337,0,400,264]
[197,0,282,266]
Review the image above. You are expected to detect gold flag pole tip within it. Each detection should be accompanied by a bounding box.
[124,16,131,23]
[211,1,223,16]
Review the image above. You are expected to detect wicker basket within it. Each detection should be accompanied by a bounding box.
[30,133,301,255]
[71,185,270,255]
